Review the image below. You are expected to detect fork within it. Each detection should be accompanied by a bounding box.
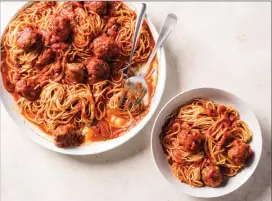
[124,13,178,107]
[122,3,147,78]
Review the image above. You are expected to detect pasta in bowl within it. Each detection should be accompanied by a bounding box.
[151,88,262,197]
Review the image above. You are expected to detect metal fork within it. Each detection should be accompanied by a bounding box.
[122,3,147,78]
[124,13,178,107]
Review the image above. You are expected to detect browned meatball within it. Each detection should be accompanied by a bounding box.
[84,1,108,15]
[65,63,86,84]
[15,79,41,101]
[36,48,55,67]
[74,7,86,24]
[202,165,224,187]
[60,3,76,20]
[16,27,39,50]
[52,124,85,148]
[51,42,70,57]
[50,17,71,43]
[92,35,119,59]
[177,129,202,152]
[228,140,253,165]
[85,57,110,85]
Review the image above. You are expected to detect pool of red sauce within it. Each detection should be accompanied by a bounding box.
[1,2,159,144]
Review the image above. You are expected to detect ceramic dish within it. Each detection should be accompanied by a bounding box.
[0,2,166,155]
[151,88,262,198]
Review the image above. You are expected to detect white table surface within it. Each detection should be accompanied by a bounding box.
[1,2,271,201]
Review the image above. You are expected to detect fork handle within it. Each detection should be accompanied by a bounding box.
[141,13,177,75]
[123,3,147,74]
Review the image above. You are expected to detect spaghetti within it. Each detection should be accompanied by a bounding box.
[160,99,253,187]
[1,1,158,148]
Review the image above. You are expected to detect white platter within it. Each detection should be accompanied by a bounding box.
[0,2,166,155]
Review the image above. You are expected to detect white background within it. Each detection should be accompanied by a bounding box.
[1,2,271,201]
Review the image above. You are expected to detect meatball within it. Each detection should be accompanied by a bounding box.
[202,165,224,187]
[227,140,253,165]
[36,48,55,67]
[74,7,86,24]
[84,1,108,15]
[15,79,41,101]
[16,27,39,50]
[85,57,110,85]
[50,17,71,43]
[65,63,86,84]
[60,3,76,20]
[92,35,119,59]
[52,124,85,148]
[177,129,202,152]
[51,42,70,56]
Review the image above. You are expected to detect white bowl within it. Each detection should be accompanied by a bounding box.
[0,2,166,155]
[151,88,262,198]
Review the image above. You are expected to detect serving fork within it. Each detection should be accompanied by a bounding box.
[124,12,178,107]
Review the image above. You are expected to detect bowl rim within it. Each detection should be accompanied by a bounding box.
[151,87,262,198]
[0,2,166,155]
